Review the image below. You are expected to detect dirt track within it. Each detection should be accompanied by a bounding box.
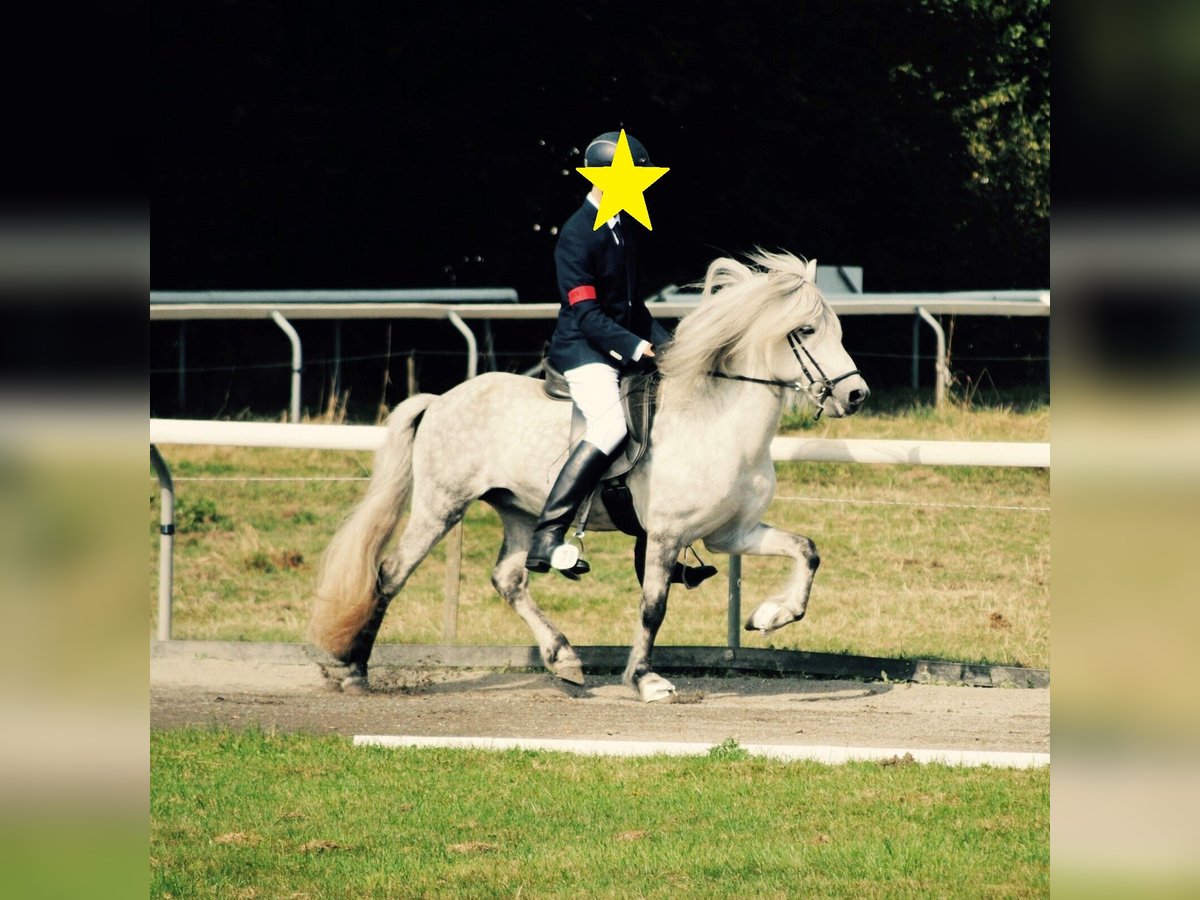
[151,657,1048,754]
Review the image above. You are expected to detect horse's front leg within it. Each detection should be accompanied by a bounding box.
[706,523,820,634]
[622,536,678,702]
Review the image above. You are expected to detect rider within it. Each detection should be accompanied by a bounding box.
[525,130,672,576]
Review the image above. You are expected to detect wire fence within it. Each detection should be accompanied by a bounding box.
[150,348,1051,376]
[154,476,1049,514]
[148,347,520,375]
[773,494,1049,513]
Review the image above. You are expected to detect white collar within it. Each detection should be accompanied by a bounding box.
[585,193,621,230]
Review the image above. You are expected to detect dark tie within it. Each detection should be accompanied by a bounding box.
[613,218,624,247]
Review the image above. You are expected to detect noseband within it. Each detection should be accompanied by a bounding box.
[709,328,862,420]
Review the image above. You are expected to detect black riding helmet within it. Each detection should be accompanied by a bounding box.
[583,131,651,167]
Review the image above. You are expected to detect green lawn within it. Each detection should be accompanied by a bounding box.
[150,391,1049,668]
[151,728,1049,898]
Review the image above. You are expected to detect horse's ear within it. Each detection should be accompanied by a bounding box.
[804,258,818,283]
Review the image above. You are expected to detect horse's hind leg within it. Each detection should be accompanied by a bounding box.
[623,535,679,702]
[491,506,585,685]
[333,594,390,693]
[334,499,466,693]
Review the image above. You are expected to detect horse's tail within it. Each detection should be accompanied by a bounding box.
[309,393,437,658]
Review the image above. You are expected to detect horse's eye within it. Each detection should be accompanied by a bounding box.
[796,325,816,336]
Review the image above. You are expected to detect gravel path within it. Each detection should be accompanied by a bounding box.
[151,657,1049,754]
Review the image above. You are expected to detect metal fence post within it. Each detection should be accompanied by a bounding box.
[331,320,342,401]
[446,310,478,381]
[441,312,477,638]
[916,306,948,408]
[151,445,175,641]
[726,554,742,651]
[911,313,921,390]
[270,310,303,422]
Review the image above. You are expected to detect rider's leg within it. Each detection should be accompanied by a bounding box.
[526,364,625,574]
[524,439,614,573]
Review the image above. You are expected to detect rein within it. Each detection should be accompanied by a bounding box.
[709,329,861,420]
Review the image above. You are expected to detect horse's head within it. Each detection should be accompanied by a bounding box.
[760,256,870,418]
[661,250,870,415]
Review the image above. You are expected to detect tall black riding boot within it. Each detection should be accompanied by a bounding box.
[526,441,613,575]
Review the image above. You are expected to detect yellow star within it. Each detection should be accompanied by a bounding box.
[576,129,670,230]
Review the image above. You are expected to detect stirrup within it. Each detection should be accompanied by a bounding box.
[549,543,580,570]
[550,543,590,580]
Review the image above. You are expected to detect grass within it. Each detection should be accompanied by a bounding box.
[151,727,1049,898]
[150,390,1049,668]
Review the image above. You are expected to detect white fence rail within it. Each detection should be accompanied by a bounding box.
[149,420,1049,646]
[148,291,1049,321]
[150,418,1050,467]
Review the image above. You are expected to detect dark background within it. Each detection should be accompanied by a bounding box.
[152,0,1050,418]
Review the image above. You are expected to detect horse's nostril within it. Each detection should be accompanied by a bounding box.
[848,388,869,406]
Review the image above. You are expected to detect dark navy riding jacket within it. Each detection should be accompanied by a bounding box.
[547,200,671,373]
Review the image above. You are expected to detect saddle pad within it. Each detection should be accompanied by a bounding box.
[540,358,659,481]
[541,360,572,401]
[574,372,659,481]
[541,359,657,437]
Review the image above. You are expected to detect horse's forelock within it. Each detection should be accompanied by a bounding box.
[701,256,754,296]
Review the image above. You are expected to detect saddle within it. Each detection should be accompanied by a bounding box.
[541,358,658,487]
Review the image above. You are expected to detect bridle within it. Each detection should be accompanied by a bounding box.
[709,327,862,420]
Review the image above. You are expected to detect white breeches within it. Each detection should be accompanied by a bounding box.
[565,363,627,454]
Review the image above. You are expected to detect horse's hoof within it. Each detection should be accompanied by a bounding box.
[316,656,362,692]
[744,601,802,634]
[341,674,370,695]
[553,659,586,686]
[638,673,676,703]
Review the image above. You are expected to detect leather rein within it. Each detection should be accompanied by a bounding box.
[709,328,861,420]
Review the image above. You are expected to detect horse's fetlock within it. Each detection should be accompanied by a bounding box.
[642,613,665,633]
[641,597,668,631]
[629,663,652,684]
[545,635,571,665]
[800,538,820,570]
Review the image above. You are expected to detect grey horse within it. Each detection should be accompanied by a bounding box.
[311,251,869,702]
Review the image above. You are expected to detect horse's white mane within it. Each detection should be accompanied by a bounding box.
[659,249,831,394]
